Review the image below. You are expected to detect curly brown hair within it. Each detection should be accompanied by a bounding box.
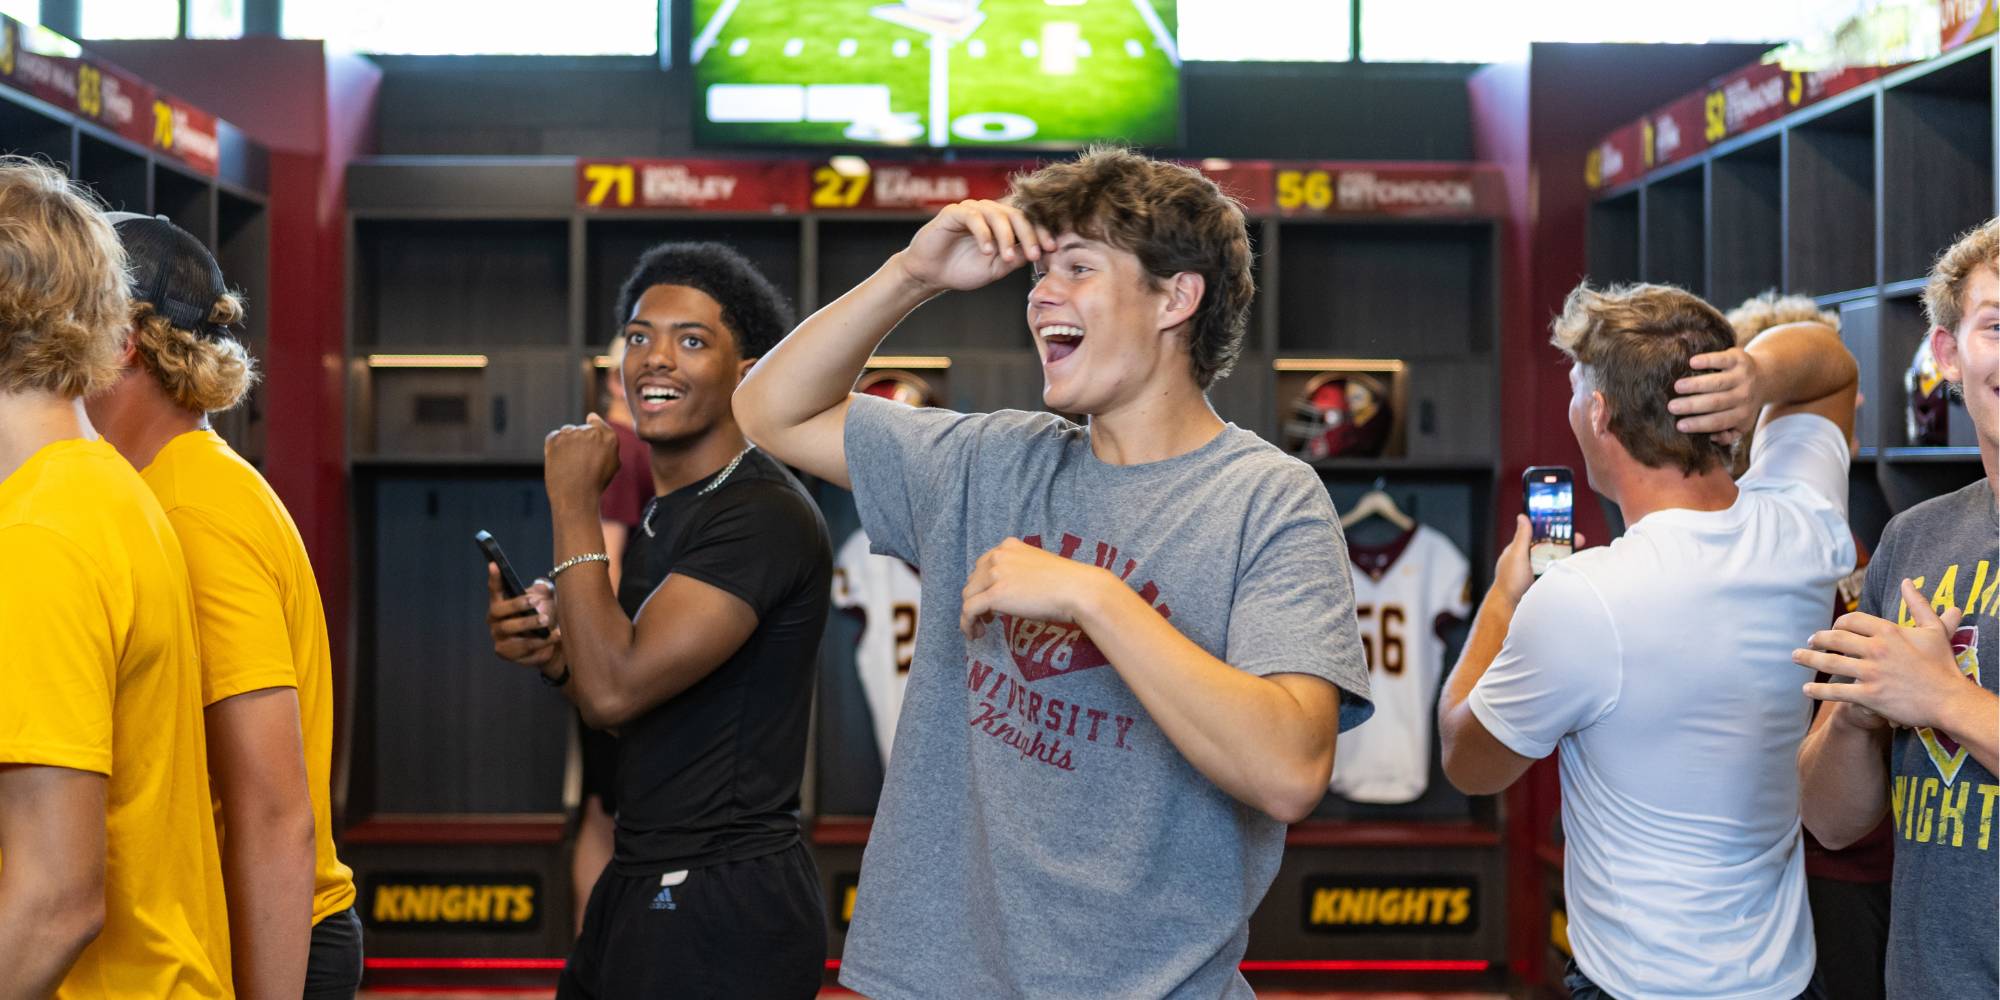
[1924,218,1998,334]
[1007,147,1255,389]
[0,156,128,397]
[1552,282,1738,475]
[1725,291,1839,346]
[130,293,257,413]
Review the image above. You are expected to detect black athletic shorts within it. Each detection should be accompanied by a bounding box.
[557,841,825,999]
[1806,876,1890,1000]
[304,906,363,1000]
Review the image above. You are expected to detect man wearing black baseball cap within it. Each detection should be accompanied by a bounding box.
[88,213,360,999]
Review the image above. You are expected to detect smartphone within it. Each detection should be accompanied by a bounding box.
[476,529,550,639]
[1523,466,1574,576]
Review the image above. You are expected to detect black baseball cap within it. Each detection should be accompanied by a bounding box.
[105,211,230,338]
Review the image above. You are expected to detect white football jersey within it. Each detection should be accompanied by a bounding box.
[833,528,923,765]
[1331,525,1471,803]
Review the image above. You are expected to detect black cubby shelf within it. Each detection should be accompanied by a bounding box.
[1640,164,1705,294]
[1588,32,1996,536]
[1882,45,1995,284]
[1708,137,1783,308]
[0,79,270,464]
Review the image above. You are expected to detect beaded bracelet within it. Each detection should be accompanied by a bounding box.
[549,552,611,578]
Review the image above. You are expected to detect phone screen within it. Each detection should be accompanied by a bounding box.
[1525,468,1573,576]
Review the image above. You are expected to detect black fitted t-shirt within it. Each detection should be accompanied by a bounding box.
[610,449,831,873]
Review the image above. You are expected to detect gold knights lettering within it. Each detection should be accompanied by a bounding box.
[1301,875,1478,934]
[366,875,541,931]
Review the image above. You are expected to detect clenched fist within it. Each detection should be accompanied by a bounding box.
[545,413,622,512]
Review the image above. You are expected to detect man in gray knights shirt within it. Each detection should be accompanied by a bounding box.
[736,148,1372,999]
[1798,218,1999,999]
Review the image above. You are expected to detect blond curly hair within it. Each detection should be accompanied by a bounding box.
[0,156,129,397]
[1724,291,1839,346]
[130,293,258,413]
[1924,218,1999,334]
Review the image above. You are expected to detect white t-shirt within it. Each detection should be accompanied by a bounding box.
[832,528,923,764]
[1468,414,1853,1000]
[1332,525,1471,803]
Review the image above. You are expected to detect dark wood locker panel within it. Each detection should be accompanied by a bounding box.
[355,218,570,348]
[362,475,568,817]
[75,130,146,212]
[1276,223,1494,358]
[1848,464,1894,554]
[0,90,73,168]
[1587,190,1640,286]
[1210,349,1273,441]
[1880,294,1981,451]
[365,368,486,457]
[818,219,1034,351]
[584,218,804,343]
[1708,138,1783,309]
[946,351,1047,415]
[1400,356,1497,462]
[1641,168,1705,294]
[484,351,578,459]
[1882,48,1994,283]
[1877,459,1987,514]
[1836,297,1883,454]
[214,193,269,463]
[152,164,214,245]
[1785,99,1877,296]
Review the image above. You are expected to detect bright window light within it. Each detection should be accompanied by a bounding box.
[189,0,243,39]
[284,0,659,56]
[1361,0,1860,63]
[81,0,178,39]
[0,1,39,26]
[1178,0,1351,61]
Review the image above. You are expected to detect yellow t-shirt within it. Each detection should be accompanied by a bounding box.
[143,429,357,925]
[0,438,231,998]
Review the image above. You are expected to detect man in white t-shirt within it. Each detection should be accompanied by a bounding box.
[1437,283,1858,1000]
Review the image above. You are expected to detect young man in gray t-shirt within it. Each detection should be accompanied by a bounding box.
[736,149,1371,998]
[1798,219,1999,998]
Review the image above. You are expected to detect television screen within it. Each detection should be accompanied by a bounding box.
[691,0,1181,149]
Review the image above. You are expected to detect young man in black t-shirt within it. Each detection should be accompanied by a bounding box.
[487,242,832,999]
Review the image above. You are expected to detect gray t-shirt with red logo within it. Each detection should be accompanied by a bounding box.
[837,396,1371,1000]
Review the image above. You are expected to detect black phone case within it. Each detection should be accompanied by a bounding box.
[476,530,550,639]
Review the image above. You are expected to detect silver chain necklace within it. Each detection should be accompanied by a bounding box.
[642,445,754,538]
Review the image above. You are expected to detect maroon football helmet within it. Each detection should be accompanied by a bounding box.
[1907,337,1950,446]
[1285,372,1394,460]
[858,369,936,408]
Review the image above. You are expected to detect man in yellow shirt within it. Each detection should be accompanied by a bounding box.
[86,212,360,998]
[0,160,231,996]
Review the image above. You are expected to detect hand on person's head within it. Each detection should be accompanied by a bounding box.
[896,199,1057,295]
[1669,346,1763,446]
